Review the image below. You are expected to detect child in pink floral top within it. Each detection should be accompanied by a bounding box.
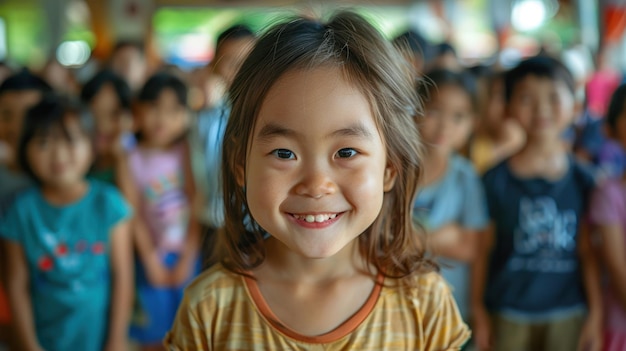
[590,84,626,351]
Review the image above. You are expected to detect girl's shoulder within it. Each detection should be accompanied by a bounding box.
[182,264,248,308]
[393,271,451,299]
[382,272,470,347]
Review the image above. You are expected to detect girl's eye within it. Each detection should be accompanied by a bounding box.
[336,148,357,158]
[272,149,295,160]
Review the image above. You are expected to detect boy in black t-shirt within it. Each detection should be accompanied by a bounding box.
[470,56,602,351]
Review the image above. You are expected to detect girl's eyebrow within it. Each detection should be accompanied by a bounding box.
[257,121,373,142]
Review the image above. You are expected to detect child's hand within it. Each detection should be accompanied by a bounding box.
[577,314,602,351]
[170,254,197,286]
[472,307,492,351]
[144,252,171,287]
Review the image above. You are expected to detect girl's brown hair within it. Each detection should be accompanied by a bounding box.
[216,10,434,279]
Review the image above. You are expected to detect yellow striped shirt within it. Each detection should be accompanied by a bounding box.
[165,264,470,350]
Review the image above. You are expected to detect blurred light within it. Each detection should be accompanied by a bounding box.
[56,40,90,67]
[512,0,547,32]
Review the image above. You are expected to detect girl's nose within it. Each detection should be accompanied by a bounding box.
[294,165,337,199]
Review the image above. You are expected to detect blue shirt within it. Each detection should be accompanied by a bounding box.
[0,180,131,351]
[414,154,489,319]
[189,102,230,228]
[482,157,595,321]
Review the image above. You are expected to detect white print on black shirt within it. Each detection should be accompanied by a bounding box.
[508,197,578,273]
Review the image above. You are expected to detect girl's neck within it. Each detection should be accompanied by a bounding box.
[420,148,449,187]
[41,180,89,206]
[257,237,372,285]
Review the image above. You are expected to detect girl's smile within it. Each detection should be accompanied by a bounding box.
[288,212,343,228]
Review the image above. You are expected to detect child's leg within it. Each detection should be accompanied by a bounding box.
[545,313,585,351]
[491,314,532,351]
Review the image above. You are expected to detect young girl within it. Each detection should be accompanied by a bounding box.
[590,83,626,351]
[1,94,133,351]
[414,69,489,321]
[120,72,200,350]
[165,11,469,350]
[80,69,134,184]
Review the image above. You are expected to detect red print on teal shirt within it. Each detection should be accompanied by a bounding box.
[92,242,105,254]
[38,256,53,271]
[55,243,68,256]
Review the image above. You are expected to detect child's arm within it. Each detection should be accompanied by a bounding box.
[470,223,495,351]
[172,143,201,286]
[115,154,170,286]
[429,223,478,262]
[5,240,43,351]
[577,221,603,351]
[104,220,133,351]
[596,221,626,309]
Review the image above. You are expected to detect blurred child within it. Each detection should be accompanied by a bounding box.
[119,72,200,351]
[110,41,148,93]
[80,69,134,184]
[165,12,469,350]
[415,69,489,321]
[0,69,50,348]
[190,25,255,267]
[589,83,626,351]
[471,56,602,351]
[1,95,133,351]
[470,70,525,174]
[0,69,52,171]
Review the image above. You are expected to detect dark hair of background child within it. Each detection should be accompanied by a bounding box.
[419,68,479,112]
[503,55,575,103]
[80,69,132,110]
[605,83,626,133]
[216,24,255,49]
[0,68,52,95]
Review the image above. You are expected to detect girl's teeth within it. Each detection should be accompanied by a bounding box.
[299,213,338,223]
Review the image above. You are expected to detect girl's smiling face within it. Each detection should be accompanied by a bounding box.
[245,66,396,259]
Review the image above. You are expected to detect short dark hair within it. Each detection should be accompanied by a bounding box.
[0,69,51,95]
[606,83,626,132]
[80,69,132,109]
[504,55,575,103]
[216,24,254,50]
[17,94,90,183]
[137,72,188,107]
[434,42,457,58]
[420,68,478,111]
[393,30,430,60]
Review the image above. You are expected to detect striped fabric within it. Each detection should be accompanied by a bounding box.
[165,264,470,350]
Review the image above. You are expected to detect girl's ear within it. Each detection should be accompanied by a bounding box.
[383,163,397,192]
